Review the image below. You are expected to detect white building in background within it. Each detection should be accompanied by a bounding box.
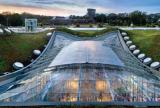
[25,19,37,32]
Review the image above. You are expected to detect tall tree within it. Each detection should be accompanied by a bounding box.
[129,11,146,26]
[0,14,6,25]
[95,14,107,23]
[8,13,23,26]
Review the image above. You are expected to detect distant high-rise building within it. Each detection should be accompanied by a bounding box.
[87,8,96,18]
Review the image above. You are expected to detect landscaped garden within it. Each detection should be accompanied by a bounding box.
[0,27,117,73]
[1,28,160,73]
[0,31,49,72]
[126,30,160,61]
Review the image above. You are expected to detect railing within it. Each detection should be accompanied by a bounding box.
[0,101,160,107]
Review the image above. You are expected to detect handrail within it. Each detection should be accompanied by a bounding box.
[0,101,160,107]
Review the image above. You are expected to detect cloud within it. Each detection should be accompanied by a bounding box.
[0,0,160,16]
[31,0,83,7]
[0,4,75,16]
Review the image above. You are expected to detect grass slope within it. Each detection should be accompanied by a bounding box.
[0,27,116,73]
[0,31,49,72]
[126,30,160,61]
[56,27,117,37]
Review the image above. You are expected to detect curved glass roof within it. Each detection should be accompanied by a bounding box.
[0,31,159,104]
[0,64,159,102]
[49,41,124,67]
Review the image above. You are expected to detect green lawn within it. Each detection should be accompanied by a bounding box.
[78,30,99,33]
[56,27,117,37]
[0,28,117,73]
[126,30,160,61]
[0,31,49,72]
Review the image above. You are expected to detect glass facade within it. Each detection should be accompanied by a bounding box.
[0,64,160,102]
[0,31,159,104]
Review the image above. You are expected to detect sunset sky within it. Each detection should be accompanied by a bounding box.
[0,0,160,16]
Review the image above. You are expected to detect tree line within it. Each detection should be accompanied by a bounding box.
[0,11,160,27]
[94,11,160,26]
[0,12,52,27]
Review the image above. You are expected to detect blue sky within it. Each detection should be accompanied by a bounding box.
[0,0,160,16]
